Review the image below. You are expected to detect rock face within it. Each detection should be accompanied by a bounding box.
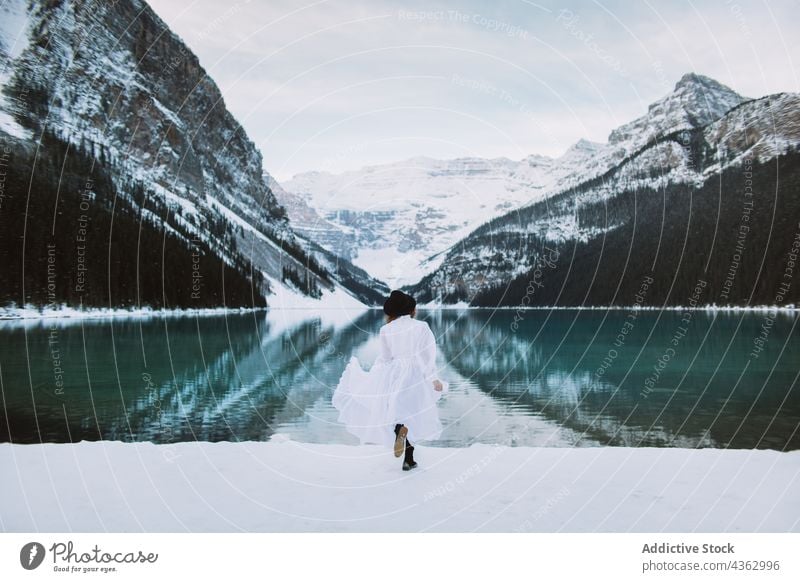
[264,172,352,259]
[0,0,386,309]
[608,73,747,147]
[4,0,283,224]
[404,75,800,307]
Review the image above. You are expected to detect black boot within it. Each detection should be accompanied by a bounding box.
[403,439,417,470]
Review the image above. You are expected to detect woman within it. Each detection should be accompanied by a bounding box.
[332,290,447,471]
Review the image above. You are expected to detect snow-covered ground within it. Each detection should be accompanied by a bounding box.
[0,287,368,320]
[420,304,799,312]
[0,304,269,321]
[260,275,367,310]
[2,440,797,532]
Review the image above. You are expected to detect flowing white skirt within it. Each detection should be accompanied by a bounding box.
[332,356,447,447]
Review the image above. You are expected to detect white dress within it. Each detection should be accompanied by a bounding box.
[332,315,447,447]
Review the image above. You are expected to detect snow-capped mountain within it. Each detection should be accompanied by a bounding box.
[406,75,800,307]
[279,152,595,286]
[276,73,752,287]
[527,73,749,196]
[0,0,385,309]
[608,73,747,152]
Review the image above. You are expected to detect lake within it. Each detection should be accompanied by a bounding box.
[0,309,797,450]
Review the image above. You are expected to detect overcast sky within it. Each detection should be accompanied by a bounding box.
[147,0,799,181]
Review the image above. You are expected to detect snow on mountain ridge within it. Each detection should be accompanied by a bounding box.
[540,73,749,198]
[703,91,800,172]
[608,72,747,149]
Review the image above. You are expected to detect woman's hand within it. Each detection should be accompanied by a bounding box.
[433,380,443,392]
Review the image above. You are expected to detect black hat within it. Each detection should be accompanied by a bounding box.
[383,290,417,317]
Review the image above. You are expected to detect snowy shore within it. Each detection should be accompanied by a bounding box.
[0,305,270,321]
[421,303,799,312]
[2,302,797,322]
[0,286,369,321]
[1,440,797,532]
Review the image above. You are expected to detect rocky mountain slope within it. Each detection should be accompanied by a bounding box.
[407,75,800,307]
[0,0,385,311]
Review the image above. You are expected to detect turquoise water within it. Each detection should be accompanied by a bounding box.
[0,309,797,449]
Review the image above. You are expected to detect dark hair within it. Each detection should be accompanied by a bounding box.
[383,290,416,322]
